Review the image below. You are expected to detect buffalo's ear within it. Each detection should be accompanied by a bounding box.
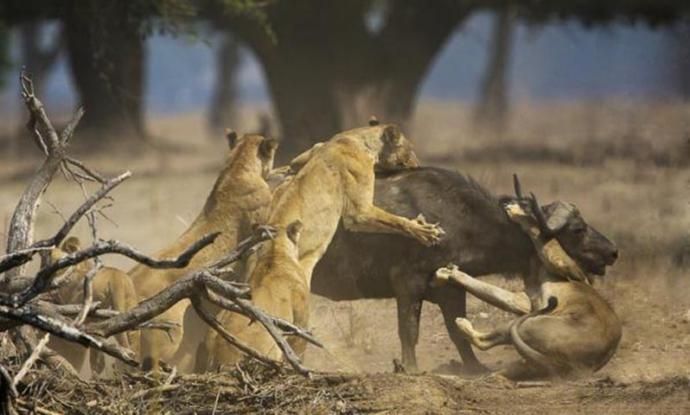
[286,220,303,244]
[381,124,402,145]
[368,116,380,126]
[225,129,238,149]
[61,236,81,254]
[259,137,279,159]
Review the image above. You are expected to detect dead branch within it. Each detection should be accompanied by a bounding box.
[191,297,283,371]
[12,333,50,388]
[3,73,86,279]
[230,296,310,376]
[0,172,131,275]
[1,233,219,308]
[0,304,137,366]
[86,270,248,339]
[204,288,322,348]
[0,301,178,333]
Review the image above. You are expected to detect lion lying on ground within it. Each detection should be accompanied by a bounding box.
[130,132,278,372]
[48,236,139,378]
[207,123,444,368]
[434,197,621,379]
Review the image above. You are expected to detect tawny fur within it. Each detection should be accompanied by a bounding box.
[436,201,621,379]
[207,123,444,368]
[47,237,139,378]
[129,133,277,372]
[208,222,308,369]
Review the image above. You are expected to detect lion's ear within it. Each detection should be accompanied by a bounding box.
[381,124,402,146]
[61,236,81,254]
[259,137,279,159]
[225,129,238,149]
[368,116,380,126]
[286,220,303,244]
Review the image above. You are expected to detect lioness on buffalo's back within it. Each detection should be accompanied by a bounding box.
[130,131,278,372]
[206,123,444,369]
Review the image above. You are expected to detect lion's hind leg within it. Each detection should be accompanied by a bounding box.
[455,318,512,351]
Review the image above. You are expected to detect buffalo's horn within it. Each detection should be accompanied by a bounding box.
[513,173,524,199]
[529,192,552,236]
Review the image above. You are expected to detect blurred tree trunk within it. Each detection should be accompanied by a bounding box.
[62,2,146,143]
[225,0,469,158]
[667,23,690,100]
[0,27,8,87]
[18,21,62,96]
[208,30,240,138]
[475,8,516,135]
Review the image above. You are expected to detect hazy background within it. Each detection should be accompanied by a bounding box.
[0,15,682,117]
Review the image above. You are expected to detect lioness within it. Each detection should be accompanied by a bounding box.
[48,236,139,378]
[130,132,278,372]
[208,221,308,369]
[208,123,444,368]
[435,197,621,379]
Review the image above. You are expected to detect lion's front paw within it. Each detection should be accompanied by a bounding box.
[411,214,445,246]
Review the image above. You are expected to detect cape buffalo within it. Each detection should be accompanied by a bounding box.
[312,167,618,372]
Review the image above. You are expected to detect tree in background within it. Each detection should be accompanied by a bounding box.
[18,21,62,97]
[0,0,260,145]
[666,22,690,100]
[208,29,240,138]
[220,0,470,156]
[474,7,516,136]
[1,0,689,149]
[61,1,149,142]
[0,24,10,89]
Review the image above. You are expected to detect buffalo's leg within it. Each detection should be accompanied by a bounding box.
[435,285,485,372]
[391,267,428,372]
[455,318,512,350]
[394,294,423,372]
[435,265,530,315]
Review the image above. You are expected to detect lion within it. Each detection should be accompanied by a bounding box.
[130,131,278,372]
[434,197,621,379]
[47,236,139,378]
[207,220,308,369]
[207,123,444,368]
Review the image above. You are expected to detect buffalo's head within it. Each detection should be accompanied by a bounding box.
[509,174,618,276]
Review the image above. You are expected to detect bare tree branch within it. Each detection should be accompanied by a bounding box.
[204,288,322,348]
[60,106,85,145]
[191,297,282,371]
[12,333,50,388]
[0,172,131,275]
[0,304,137,366]
[1,233,219,308]
[229,296,310,376]
[86,270,247,339]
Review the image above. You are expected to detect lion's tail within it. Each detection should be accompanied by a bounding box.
[509,297,567,375]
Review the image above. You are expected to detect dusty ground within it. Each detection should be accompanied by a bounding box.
[1,100,689,413]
